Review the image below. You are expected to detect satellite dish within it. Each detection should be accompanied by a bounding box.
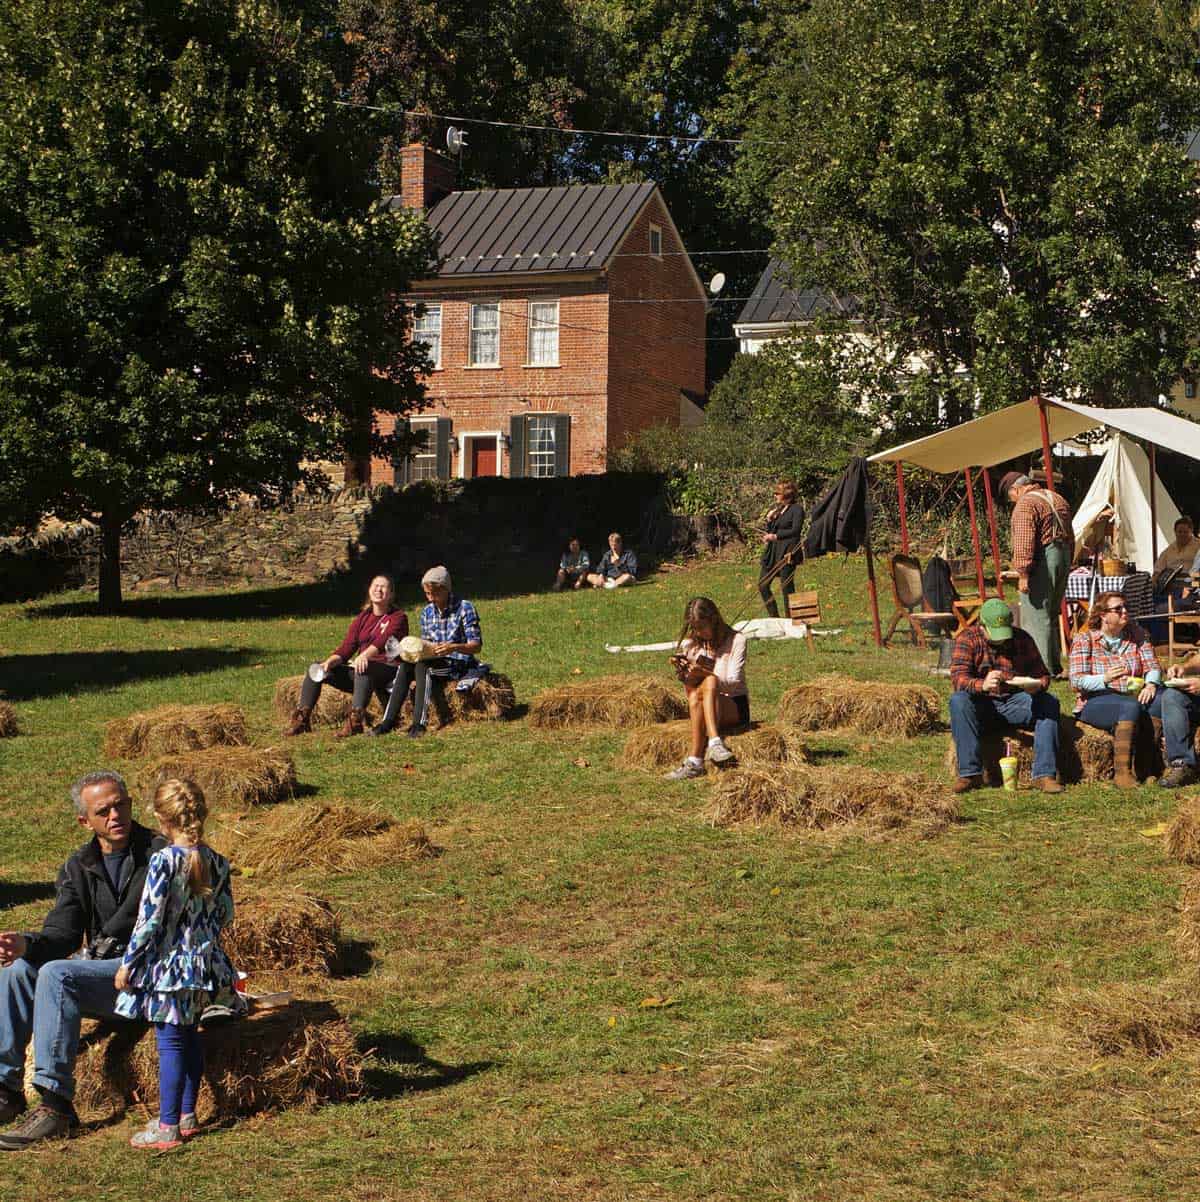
[446,126,467,155]
[708,272,726,296]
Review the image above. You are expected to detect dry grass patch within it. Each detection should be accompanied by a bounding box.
[940,717,1116,784]
[529,675,687,730]
[1166,798,1200,866]
[212,803,438,877]
[777,675,940,737]
[620,720,809,774]
[224,889,340,975]
[133,745,296,808]
[702,765,959,836]
[1064,985,1200,1058]
[0,701,18,738]
[73,1001,364,1123]
[103,703,247,759]
[273,676,382,730]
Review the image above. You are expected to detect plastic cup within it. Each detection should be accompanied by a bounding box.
[384,636,402,660]
[1000,755,1019,792]
[307,662,326,683]
[1126,676,1145,693]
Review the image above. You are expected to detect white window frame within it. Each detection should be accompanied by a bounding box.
[468,302,501,367]
[413,304,442,370]
[457,430,505,479]
[526,300,560,366]
[408,417,440,482]
[525,413,559,479]
[648,223,663,259]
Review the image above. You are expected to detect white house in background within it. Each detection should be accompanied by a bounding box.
[732,257,857,355]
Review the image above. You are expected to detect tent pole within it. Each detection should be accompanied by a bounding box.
[964,467,987,598]
[896,462,910,554]
[1035,395,1056,493]
[1148,443,1159,568]
[982,468,1004,598]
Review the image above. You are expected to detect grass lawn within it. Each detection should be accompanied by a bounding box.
[0,554,1195,1201]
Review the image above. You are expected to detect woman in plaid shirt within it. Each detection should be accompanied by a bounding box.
[1068,591,1164,787]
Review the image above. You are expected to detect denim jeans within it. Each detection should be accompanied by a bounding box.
[949,688,1061,781]
[1077,689,1164,731]
[0,956,128,1103]
[1161,687,1200,767]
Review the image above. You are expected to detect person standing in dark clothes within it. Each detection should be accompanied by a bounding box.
[759,481,805,617]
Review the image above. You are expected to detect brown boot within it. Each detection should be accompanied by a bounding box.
[953,775,983,794]
[1031,775,1065,794]
[335,708,365,739]
[1112,720,1138,788]
[285,706,313,736]
[980,733,1005,787]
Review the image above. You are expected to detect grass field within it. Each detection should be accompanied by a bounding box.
[0,554,1196,1201]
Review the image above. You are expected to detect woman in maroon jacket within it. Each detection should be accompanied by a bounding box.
[285,575,408,738]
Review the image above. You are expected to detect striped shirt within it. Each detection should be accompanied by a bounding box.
[1011,488,1075,576]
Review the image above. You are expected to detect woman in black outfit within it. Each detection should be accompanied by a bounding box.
[759,480,805,617]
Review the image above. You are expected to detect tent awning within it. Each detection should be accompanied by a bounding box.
[869,398,1200,473]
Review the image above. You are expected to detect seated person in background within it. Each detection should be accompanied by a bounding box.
[1146,517,1200,642]
[586,532,638,589]
[665,597,749,781]
[285,574,407,739]
[1159,651,1200,789]
[369,565,483,739]
[554,537,590,591]
[948,598,1063,795]
[1154,516,1200,575]
[1068,591,1162,789]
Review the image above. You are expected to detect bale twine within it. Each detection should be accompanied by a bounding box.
[223,889,341,975]
[941,717,1114,785]
[620,720,809,775]
[777,675,940,738]
[103,703,247,759]
[73,1001,364,1123]
[529,675,687,730]
[702,765,960,836]
[0,701,18,738]
[1166,799,1200,866]
[133,745,297,808]
[273,676,382,730]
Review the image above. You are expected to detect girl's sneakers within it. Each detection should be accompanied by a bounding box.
[130,1119,182,1150]
[179,1113,200,1139]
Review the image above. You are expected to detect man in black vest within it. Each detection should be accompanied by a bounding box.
[0,771,164,1149]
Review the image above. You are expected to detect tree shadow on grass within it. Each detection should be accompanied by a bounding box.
[0,880,56,910]
[357,1030,494,1100]
[0,648,264,702]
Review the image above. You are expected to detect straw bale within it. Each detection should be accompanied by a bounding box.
[941,717,1115,785]
[1166,799,1200,866]
[103,703,247,759]
[702,765,959,836]
[73,1002,364,1123]
[273,676,382,730]
[0,701,18,738]
[224,889,340,975]
[388,671,517,731]
[778,675,939,738]
[1176,874,1200,963]
[133,745,296,808]
[620,721,809,775]
[529,675,687,730]
[212,804,438,877]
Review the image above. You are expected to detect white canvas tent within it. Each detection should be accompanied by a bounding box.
[1072,435,1181,572]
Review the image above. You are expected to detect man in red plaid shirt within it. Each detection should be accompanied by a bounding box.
[949,598,1063,793]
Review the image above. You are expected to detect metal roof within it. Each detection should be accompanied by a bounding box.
[385,182,659,277]
[735,257,854,326]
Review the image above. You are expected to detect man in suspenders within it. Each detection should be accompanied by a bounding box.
[999,472,1075,677]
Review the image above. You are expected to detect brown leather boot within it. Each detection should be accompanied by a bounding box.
[285,706,313,736]
[953,775,983,794]
[1112,720,1138,788]
[335,708,365,739]
[1031,775,1065,794]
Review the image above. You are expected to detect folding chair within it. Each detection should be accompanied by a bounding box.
[787,590,822,650]
[1167,592,1200,661]
[883,554,957,649]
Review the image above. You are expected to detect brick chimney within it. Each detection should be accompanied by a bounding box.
[399,143,458,209]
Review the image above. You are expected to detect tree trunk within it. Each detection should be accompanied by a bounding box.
[98,511,123,611]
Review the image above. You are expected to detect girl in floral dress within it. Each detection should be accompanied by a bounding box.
[114,778,235,1149]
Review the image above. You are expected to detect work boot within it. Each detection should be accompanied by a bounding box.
[285,706,313,737]
[1032,775,1065,794]
[335,708,365,739]
[0,1104,76,1150]
[953,775,983,794]
[980,734,1005,787]
[1160,762,1200,790]
[1112,720,1139,788]
[0,1086,25,1125]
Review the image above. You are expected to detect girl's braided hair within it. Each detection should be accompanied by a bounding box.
[152,777,212,898]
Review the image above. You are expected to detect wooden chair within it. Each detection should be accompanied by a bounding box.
[883,554,957,648]
[1167,593,1200,661]
[787,590,822,650]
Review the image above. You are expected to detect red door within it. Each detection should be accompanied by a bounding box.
[471,439,497,478]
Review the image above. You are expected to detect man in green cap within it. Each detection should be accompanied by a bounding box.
[948,598,1063,793]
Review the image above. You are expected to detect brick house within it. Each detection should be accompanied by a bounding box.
[366,144,706,484]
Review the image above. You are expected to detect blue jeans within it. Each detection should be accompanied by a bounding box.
[0,956,130,1104]
[1077,689,1164,732]
[155,1022,202,1126]
[949,689,1061,780]
[1161,687,1200,767]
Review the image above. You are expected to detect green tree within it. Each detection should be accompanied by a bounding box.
[0,0,436,609]
[727,0,1200,426]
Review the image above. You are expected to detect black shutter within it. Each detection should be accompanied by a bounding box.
[435,418,452,479]
[393,420,411,486]
[552,414,571,477]
[509,414,527,478]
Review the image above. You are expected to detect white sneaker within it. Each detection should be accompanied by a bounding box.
[604,580,618,590]
[665,760,705,780]
[706,740,736,765]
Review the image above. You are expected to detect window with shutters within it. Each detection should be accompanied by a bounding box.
[468,302,500,365]
[527,301,559,366]
[413,304,441,369]
[408,419,439,481]
[526,415,558,478]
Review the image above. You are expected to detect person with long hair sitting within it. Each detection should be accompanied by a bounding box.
[664,597,750,780]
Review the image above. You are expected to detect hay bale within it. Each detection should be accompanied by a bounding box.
[940,716,1115,785]
[212,804,438,877]
[702,764,959,835]
[1177,874,1200,963]
[273,676,382,730]
[133,745,297,808]
[442,672,517,723]
[224,889,341,975]
[620,720,809,775]
[777,675,940,738]
[529,675,687,730]
[1167,799,1200,866]
[103,703,247,759]
[0,701,18,738]
[73,1001,364,1123]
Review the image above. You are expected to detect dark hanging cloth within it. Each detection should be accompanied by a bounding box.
[921,555,960,635]
[803,457,871,558]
